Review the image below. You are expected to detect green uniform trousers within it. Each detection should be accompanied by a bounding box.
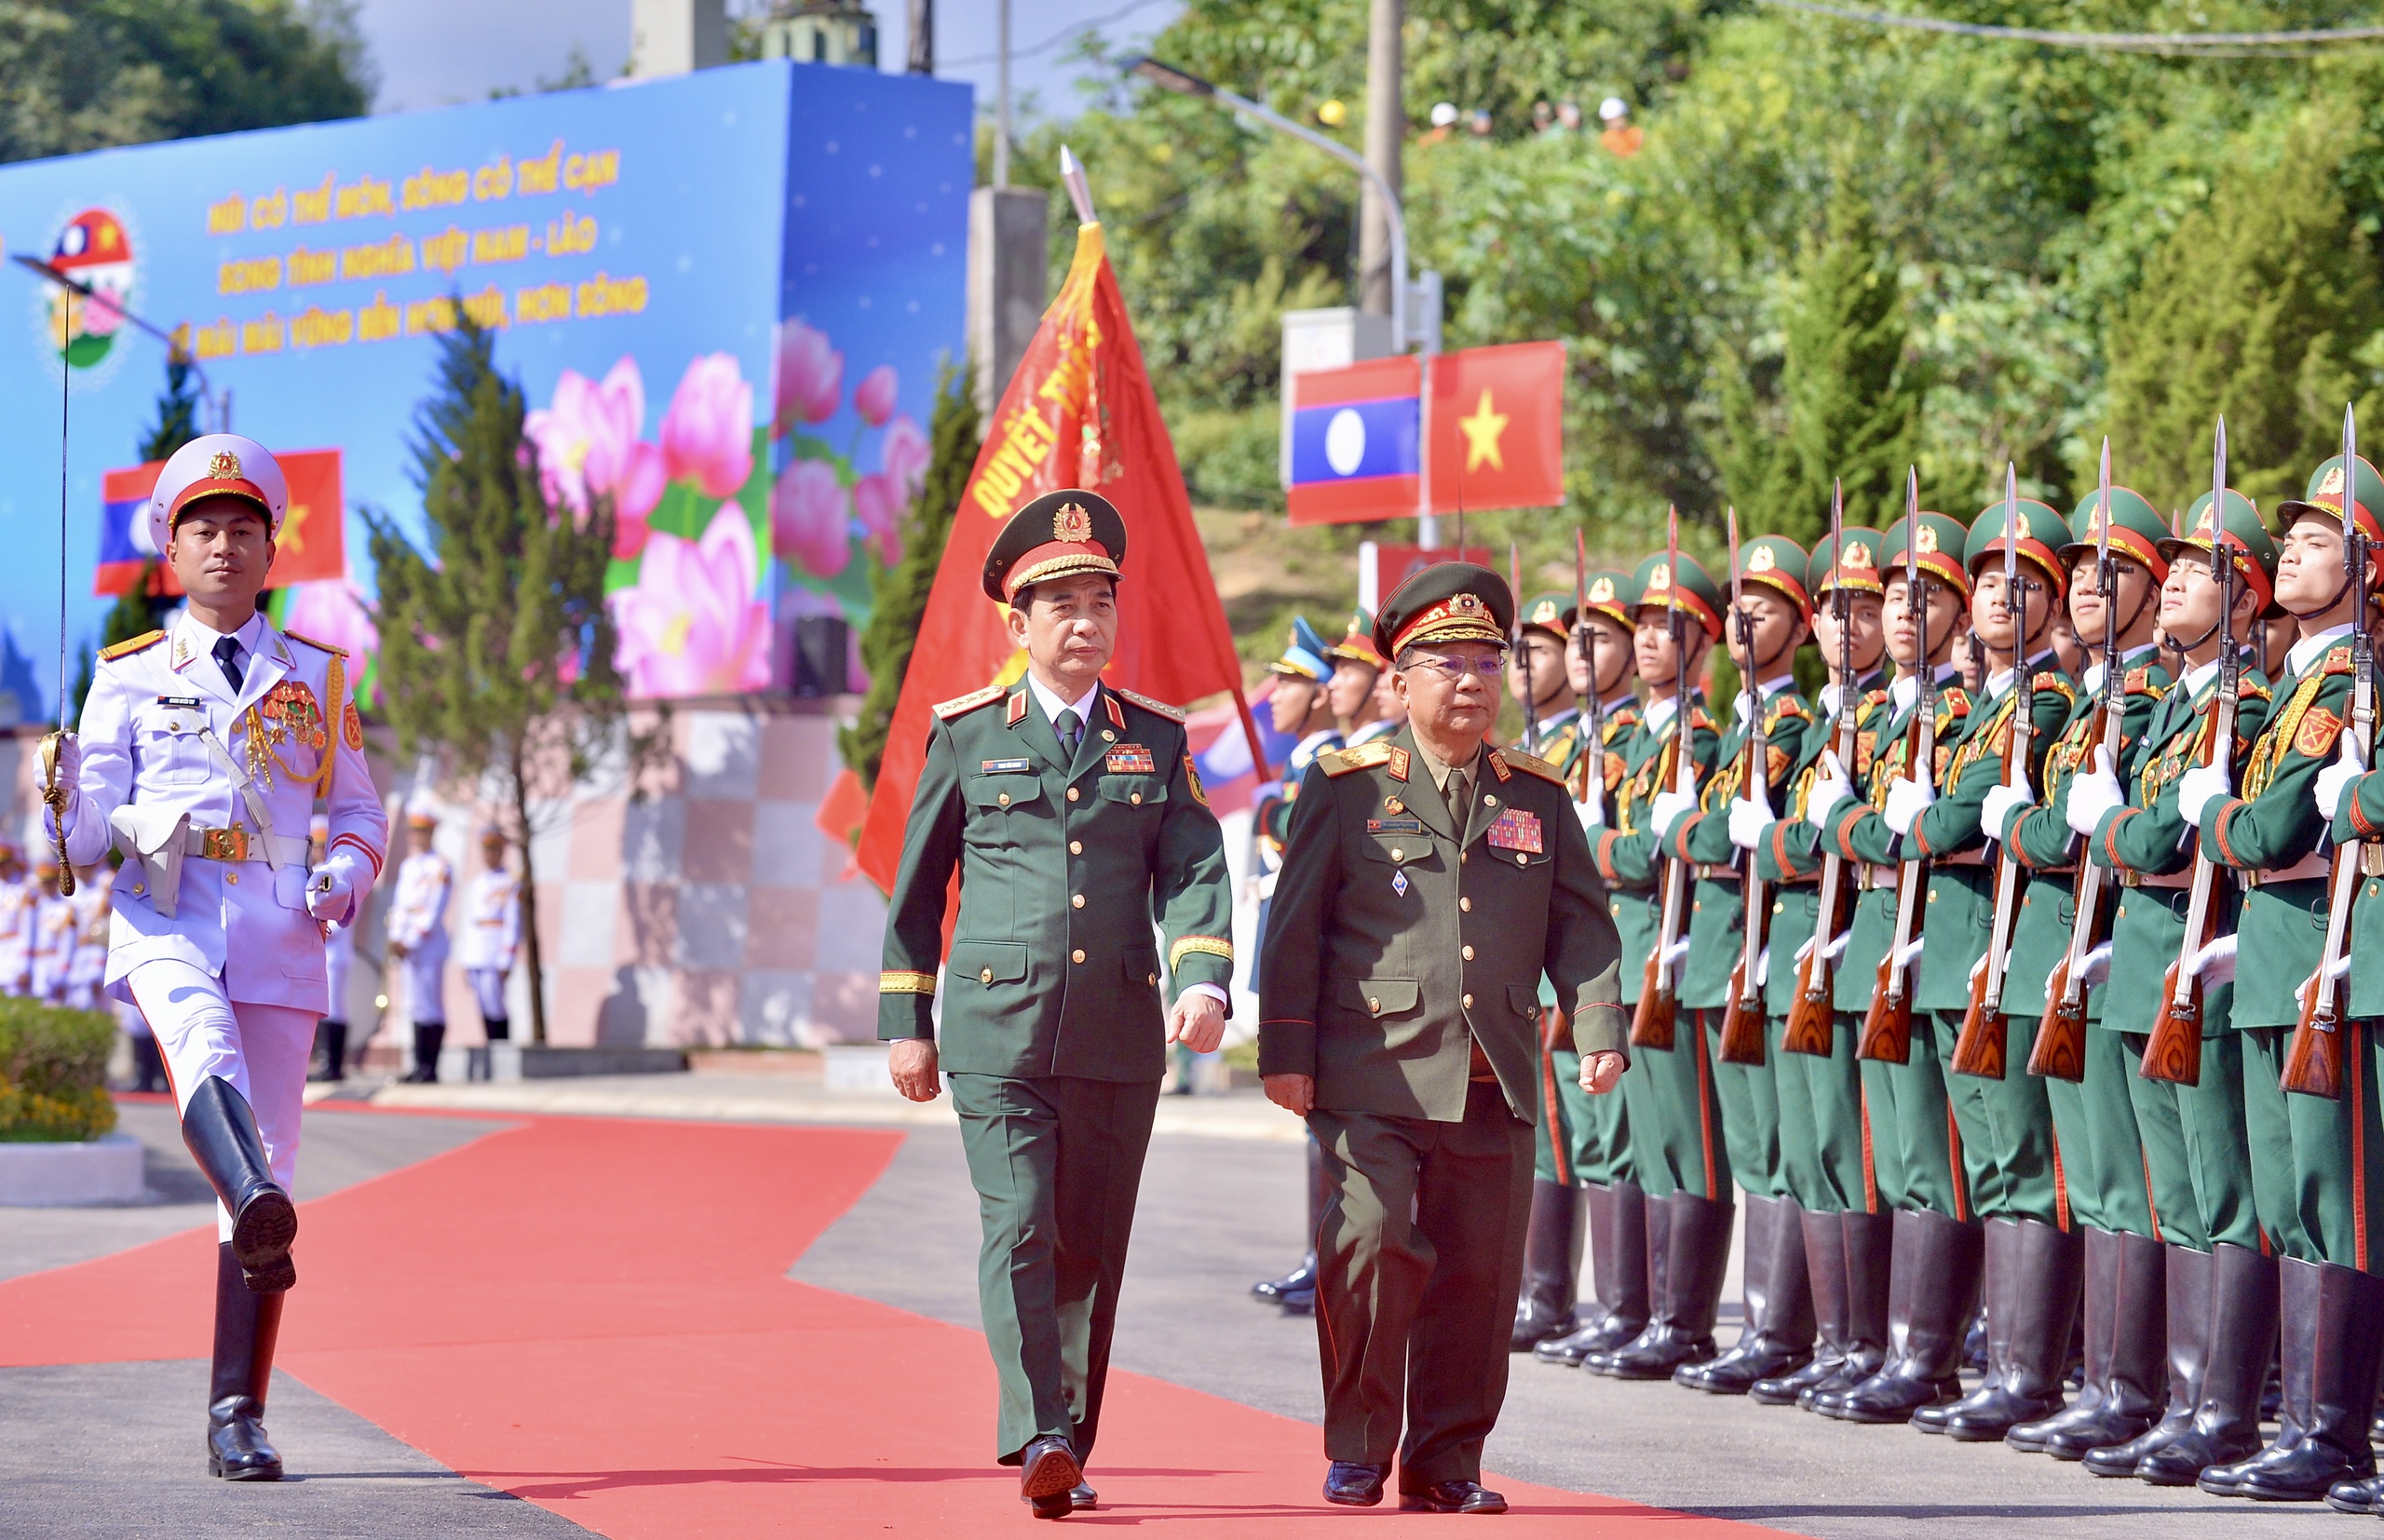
[2120,1029,2262,1253]
[1621,1009,1732,1201]
[1775,1013,1877,1215]
[1706,1010,1786,1201]
[2242,1024,2384,1267]
[1933,1008,2062,1226]
[1859,1017,1965,1216]
[952,1073,1159,1464]
[1309,1078,1534,1487]
[2040,1026,2152,1238]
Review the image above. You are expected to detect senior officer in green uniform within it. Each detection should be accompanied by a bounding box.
[2071,491,2280,1488]
[1259,563,1629,1515]
[1585,551,1727,1381]
[2187,453,2384,1503]
[878,490,1235,1520]
[1986,485,2173,1460]
[1732,530,1896,1410]
[1666,534,1818,1397]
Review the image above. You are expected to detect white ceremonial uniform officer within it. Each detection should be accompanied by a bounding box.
[64,863,114,1011]
[386,812,452,1081]
[0,844,33,995]
[27,858,75,1003]
[47,434,386,1482]
[455,826,520,1043]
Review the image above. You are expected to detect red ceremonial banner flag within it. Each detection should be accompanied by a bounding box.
[1428,340,1565,514]
[95,448,346,598]
[854,223,1266,893]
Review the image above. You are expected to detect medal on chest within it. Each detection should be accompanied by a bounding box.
[1487,806,1543,857]
[1105,743,1156,775]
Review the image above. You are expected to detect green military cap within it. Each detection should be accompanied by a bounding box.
[1965,497,2074,592]
[1736,534,1812,620]
[1268,615,1335,680]
[1882,511,1974,597]
[2063,487,2172,578]
[982,488,1126,602]
[1808,528,1887,597]
[2162,488,2279,612]
[1328,607,1387,671]
[1520,591,1576,642]
[2274,453,2384,542]
[1375,561,1513,659]
[1580,569,1637,628]
[1630,550,1725,640]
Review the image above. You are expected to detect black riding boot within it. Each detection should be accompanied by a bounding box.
[1755,1204,1849,1406]
[1681,1193,1814,1394]
[1822,1208,1982,1424]
[1942,1218,2081,1440]
[2086,1243,2210,1476]
[483,1016,510,1043]
[1599,1191,1732,1381]
[2228,1260,2384,1501]
[406,1023,445,1083]
[1512,1179,1581,1350]
[308,1020,347,1083]
[1548,1180,1659,1365]
[207,1242,286,1479]
[2016,1226,2165,1455]
[181,1077,296,1293]
[1801,1208,1894,1411]
[2142,1242,2275,1486]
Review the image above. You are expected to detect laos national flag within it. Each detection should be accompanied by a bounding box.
[1287,356,1421,527]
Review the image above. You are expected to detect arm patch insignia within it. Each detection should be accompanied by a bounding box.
[2296,705,2344,760]
[1184,754,1210,807]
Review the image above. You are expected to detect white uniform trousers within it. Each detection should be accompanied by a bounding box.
[467,966,507,1023]
[128,958,313,1243]
[403,945,448,1025]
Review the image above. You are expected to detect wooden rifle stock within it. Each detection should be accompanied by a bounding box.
[1719,703,1770,1066]
[2281,848,2357,1099]
[2140,956,2205,1087]
[1632,854,1685,1051]
[1783,862,1848,1057]
[1950,961,2008,1079]
[1859,700,1929,1065]
[2028,703,2117,1082]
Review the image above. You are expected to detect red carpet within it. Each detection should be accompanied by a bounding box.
[0,1111,1788,1536]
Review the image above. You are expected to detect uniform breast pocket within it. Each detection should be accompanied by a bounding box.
[962,777,1044,844]
[950,939,1029,990]
[135,710,209,787]
[1097,777,1167,811]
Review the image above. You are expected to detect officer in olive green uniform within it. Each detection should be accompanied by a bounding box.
[878,491,1235,1517]
[1668,534,1818,1396]
[1259,563,1629,1515]
[2073,490,2280,1488]
[1738,530,1896,1410]
[1585,552,1728,1381]
[2184,454,2384,1503]
[1808,509,1983,1424]
[1990,486,2174,1460]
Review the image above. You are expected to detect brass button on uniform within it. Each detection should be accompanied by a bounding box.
[1070,840,1082,855]
[226,872,239,885]
[1460,851,1469,865]
[1484,794,1497,808]
[1369,996,1382,1015]
[1516,852,1528,866]
[1773,901,1784,914]
[1072,949,1087,963]
[981,967,994,984]
[1390,847,1404,862]
[1147,972,1158,986]
[1103,729,1116,742]
[997,792,1011,807]
[1071,894,1085,908]
[1130,791,1142,805]
[1462,945,1474,961]
[1460,897,1471,912]
[1461,993,1474,1009]
[1067,788,1080,803]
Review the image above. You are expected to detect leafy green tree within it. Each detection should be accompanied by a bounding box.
[366,316,659,1046]
[138,345,203,464]
[842,358,983,790]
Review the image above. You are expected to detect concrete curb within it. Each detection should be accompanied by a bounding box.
[0,1132,147,1206]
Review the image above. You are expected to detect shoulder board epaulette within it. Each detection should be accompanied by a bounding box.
[1497,749,1567,785]
[1321,740,1397,777]
[1111,685,1186,723]
[2030,672,2076,698]
[2323,644,2355,677]
[2240,678,2274,702]
[280,629,347,657]
[1862,687,1890,708]
[98,628,166,662]
[1689,708,1718,731]
[933,684,1006,720]
[1939,686,1972,714]
[2123,667,2154,694]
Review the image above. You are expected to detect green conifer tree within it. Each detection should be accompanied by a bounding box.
[840,358,983,791]
[1778,184,1922,543]
[138,346,202,463]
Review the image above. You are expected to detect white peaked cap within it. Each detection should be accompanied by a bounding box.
[148,434,289,551]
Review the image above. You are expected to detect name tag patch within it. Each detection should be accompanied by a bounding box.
[1367,817,1425,835]
[1105,744,1157,775]
[156,696,203,709]
[980,758,1033,774]
[1486,808,1544,854]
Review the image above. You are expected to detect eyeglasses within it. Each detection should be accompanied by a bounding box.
[1402,654,1507,682]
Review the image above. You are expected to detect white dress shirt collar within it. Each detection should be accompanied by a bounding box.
[2288,623,2353,679]
[1024,671,1102,732]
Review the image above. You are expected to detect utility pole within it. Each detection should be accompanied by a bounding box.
[1359,0,1402,317]
[907,0,933,74]
[994,0,1011,189]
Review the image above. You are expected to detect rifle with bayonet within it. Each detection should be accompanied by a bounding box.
[2143,418,2237,1087]
[1954,465,2032,1079]
[1862,468,1930,1064]
[1575,529,1602,809]
[1786,480,1855,1057]
[2032,439,2120,1081]
[1512,542,1537,756]
[1632,505,1693,1051]
[2283,404,2369,1099]
[1720,507,1770,1065]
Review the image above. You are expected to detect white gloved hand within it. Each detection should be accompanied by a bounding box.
[2294,949,2355,1009]
[1660,937,1692,970]
[1727,796,1772,852]
[1883,775,1935,837]
[1820,928,1852,964]
[2076,940,2114,989]
[40,733,84,846]
[1753,945,1771,988]
[2177,763,2228,827]
[305,862,355,925]
[1804,750,1853,830]
[2066,743,2123,838]
[2188,933,2237,986]
[1893,935,1926,970]
[1980,782,2033,844]
[1651,788,1698,840]
[2315,742,2364,822]
[1577,794,1605,831]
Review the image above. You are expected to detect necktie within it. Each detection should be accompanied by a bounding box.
[1055,708,1083,759]
[1445,763,1472,831]
[213,635,245,695]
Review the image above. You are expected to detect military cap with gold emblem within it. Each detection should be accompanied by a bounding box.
[1629,549,1725,639]
[1268,615,1335,680]
[1882,511,1974,596]
[1580,569,1638,628]
[1965,497,2074,592]
[1808,528,1887,598]
[1520,591,1576,643]
[148,433,291,550]
[1327,607,1388,671]
[2061,485,2171,580]
[1373,561,1513,659]
[2273,453,2384,544]
[2160,487,2278,613]
[1737,534,1812,622]
[981,488,1128,602]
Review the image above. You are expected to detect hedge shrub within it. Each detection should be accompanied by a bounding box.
[0,998,120,1142]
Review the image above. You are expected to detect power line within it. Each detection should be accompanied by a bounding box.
[942,0,1174,69]
[1754,0,2384,53]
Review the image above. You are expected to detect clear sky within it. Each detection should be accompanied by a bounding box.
[356,0,1185,121]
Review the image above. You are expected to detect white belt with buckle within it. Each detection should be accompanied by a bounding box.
[2249,853,2329,887]
[2122,869,2193,890]
[183,826,308,865]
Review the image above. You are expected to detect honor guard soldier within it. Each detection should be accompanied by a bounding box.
[47,432,386,1480]
[1729,528,1895,1410]
[2069,489,2279,1486]
[0,843,30,994]
[1805,507,1980,1424]
[1258,562,1628,1513]
[1986,482,2174,1461]
[64,860,115,1011]
[877,490,1234,1519]
[386,810,452,1083]
[457,826,522,1043]
[27,858,76,1004]
[1583,548,1727,1382]
[1535,569,1655,1370]
[1330,609,1398,748]
[2185,453,2384,1502]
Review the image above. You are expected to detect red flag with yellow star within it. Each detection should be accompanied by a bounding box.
[94,449,345,596]
[1429,340,1564,513]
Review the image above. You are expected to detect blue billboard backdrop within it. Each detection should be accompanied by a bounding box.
[0,60,971,723]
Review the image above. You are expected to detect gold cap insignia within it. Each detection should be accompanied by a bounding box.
[1588,576,1615,602]
[1746,546,1777,573]
[2321,465,2347,497]
[1454,593,1481,614]
[1647,563,1673,590]
[1843,541,1875,570]
[1915,525,1939,554]
[1053,501,1093,542]
[2010,510,2031,540]
[1531,600,1560,624]
[206,450,241,481]
[2196,505,2216,533]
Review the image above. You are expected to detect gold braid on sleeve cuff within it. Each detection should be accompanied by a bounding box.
[880,970,938,995]
[1168,936,1235,969]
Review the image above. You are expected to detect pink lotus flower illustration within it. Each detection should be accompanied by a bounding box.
[772,458,851,578]
[853,364,900,427]
[851,472,902,567]
[660,353,755,499]
[610,504,774,698]
[881,412,928,494]
[282,580,378,664]
[524,358,667,559]
[773,319,842,434]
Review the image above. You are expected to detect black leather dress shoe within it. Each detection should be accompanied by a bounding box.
[1018,1436,1081,1520]
[207,1401,283,1480]
[1069,1482,1096,1511]
[1400,1480,1507,1513]
[1253,1255,1317,1303]
[1323,1461,1388,1506]
[1279,1282,1317,1316]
